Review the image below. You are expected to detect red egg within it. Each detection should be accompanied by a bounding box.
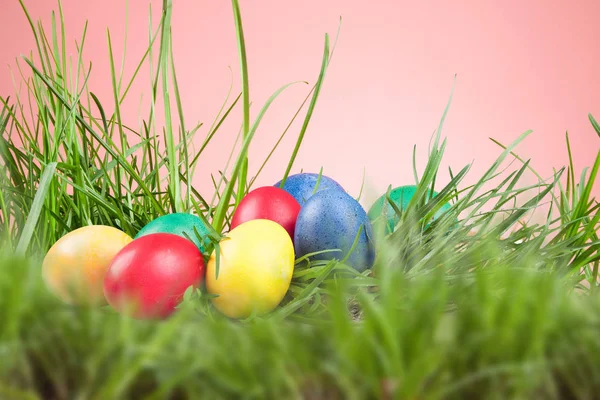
[231,186,301,238]
[103,233,205,320]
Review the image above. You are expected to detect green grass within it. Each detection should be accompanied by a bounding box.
[2,238,600,399]
[1,0,600,398]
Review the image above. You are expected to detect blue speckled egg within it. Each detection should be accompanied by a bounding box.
[274,173,345,206]
[294,190,375,272]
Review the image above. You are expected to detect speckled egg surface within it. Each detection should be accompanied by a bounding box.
[367,185,452,234]
[294,190,375,272]
[274,173,345,206]
[135,213,211,253]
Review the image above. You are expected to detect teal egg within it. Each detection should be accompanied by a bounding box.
[367,185,453,234]
[135,213,212,253]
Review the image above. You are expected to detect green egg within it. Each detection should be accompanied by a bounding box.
[367,185,453,234]
[135,213,212,253]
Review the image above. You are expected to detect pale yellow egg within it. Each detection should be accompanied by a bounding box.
[42,225,133,306]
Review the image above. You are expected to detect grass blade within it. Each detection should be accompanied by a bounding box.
[279,34,330,187]
[231,0,250,205]
[15,162,57,255]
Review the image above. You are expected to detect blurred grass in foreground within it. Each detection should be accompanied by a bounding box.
[2,244,600,399]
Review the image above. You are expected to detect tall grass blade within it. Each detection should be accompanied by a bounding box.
[279,34,330,187]
[231,0,250,205]
[15,162,57,255]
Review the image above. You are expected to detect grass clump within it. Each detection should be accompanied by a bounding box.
[1,0,600,399]
[2,245,600,399]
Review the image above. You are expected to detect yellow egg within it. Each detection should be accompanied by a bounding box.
[206,219,295,319]
[42,225,133,306]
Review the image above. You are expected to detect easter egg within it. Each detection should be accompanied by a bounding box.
[274,172,345,206]
[206,219,295,319]
[231,186,301,239]
[42,225,133,306]
[103,233,205,319]
[136,212,211,253]
[367,185,452,234]
[294,190,375,272]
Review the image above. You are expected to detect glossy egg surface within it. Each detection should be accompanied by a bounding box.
[42,225,133,306]
[135,213,211,253]
[367,185,452,234]
[206,219,295,319]
[104,233,205,319]
[231,186,301,239]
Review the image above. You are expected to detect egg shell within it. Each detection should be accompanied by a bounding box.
[294,190,375,272]
[231,186,301,239]
[135,212,211,253]
[103,233,205,320]
[367,185,453,234]
[274,172,345,206]
[42,225,133,306]
[206,219,295,319]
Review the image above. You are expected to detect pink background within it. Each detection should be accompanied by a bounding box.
[1,0,599,209]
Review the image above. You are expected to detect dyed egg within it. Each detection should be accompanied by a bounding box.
[136,212,211,253]
[206,219,295,319]
[42,225,133,306]
[294,190,375,272]
[367,185,452,234]
[104,233,205,320]
[231,186,301,239]
[274,172,345,206]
